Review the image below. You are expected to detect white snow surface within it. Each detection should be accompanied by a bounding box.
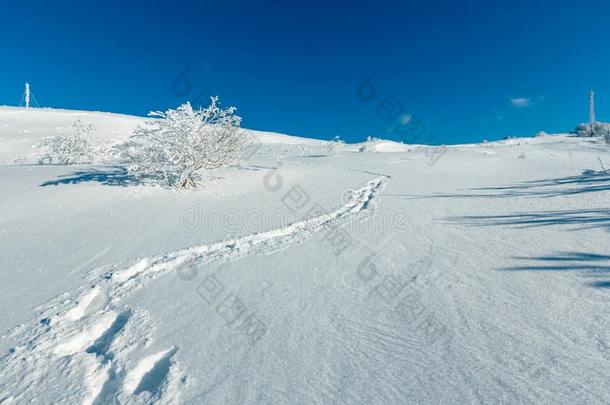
[2,107,610,403]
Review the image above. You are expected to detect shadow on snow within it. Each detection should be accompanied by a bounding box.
[40,166,141,187]
[446,209,610,232]
[501,252,610,289]
[412,169,610,199]
[438,169,610,288]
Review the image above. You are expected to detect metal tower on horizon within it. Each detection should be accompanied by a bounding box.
[24,82,30,108]
[19,82,39,108]
[589,90,596,124]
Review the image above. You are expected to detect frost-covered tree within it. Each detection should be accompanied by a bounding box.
[326,135,344,155]
[358,136,381,152]
[574,122,610,140]
[36,119,95,165]
[126,97,242,188]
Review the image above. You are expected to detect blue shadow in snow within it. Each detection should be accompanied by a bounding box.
[40,166,141,187]
[501,251,610,288]
[446,209,610,232]
[409,169,610,200]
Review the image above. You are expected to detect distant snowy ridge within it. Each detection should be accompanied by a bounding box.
[0,106,326,164]
[0,106,576,165]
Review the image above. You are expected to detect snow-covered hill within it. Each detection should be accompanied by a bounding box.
[1,107,610,404]
[0,106,329,164]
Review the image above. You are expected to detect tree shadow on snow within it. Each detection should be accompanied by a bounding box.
[413,169,610,200]
[446,209,610,232]
[446,209,610,288]
[468,169,610,198]
[501,252,610,288]
[40,166,142,187]
[437,168,610,288]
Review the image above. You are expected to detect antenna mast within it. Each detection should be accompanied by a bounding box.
[589,90,596,124]
[25,82,30,109]
[19,82,39,108]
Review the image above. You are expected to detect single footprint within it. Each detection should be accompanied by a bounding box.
[123,346,178,396]
[61,286,109,323]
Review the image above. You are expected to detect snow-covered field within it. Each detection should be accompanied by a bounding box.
[2,106,610,404]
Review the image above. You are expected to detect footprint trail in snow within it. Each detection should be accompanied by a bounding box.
[0,176,388,404]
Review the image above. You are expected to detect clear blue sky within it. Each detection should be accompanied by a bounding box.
[2,0,610,144]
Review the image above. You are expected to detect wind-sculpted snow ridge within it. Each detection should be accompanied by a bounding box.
[0,176,388,404]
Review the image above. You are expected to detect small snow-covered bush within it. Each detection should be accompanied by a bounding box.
[358,136,381,152]
[574,122,610,140]
[125,97,242,188]
[36,119,95,165]
[326,135,344,155]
